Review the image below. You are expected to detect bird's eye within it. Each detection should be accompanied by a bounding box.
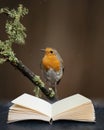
[50,50,53,54]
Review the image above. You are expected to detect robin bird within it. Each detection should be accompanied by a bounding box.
[40,47,64,94]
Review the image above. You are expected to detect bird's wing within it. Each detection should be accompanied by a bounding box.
[54,49,64,67]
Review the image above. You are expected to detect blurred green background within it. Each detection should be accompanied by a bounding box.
[0,0,104,100]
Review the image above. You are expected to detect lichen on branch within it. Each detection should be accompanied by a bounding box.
[0,4,56,100]
[0,4,28,44]
[0,4,28,64]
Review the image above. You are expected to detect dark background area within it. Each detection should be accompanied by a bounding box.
[0,0,104,100]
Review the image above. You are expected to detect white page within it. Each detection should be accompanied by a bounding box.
[52,94,91,117]
[12,93,52,117]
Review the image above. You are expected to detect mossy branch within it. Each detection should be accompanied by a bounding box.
[10,59,55,99]
[0,4,56,100]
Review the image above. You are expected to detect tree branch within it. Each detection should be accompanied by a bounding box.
[9,59,55,99]
[0,4,56,101]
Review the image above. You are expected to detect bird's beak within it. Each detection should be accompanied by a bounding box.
[40,49,45,52]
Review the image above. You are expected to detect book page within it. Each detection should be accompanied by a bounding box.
[12,93,52,117]
[52,102,95,122]
[8,104,50,123]
[52,94,91,117]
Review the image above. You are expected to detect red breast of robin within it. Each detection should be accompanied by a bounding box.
[41,47,64,92]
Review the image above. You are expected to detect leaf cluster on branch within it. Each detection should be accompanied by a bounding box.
[0,4,56,100]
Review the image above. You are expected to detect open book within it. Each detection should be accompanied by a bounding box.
[7,93,95,123]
